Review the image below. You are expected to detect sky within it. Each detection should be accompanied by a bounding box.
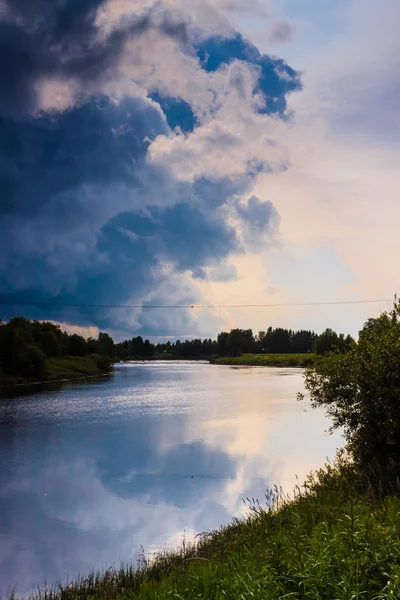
[0,0,398,340]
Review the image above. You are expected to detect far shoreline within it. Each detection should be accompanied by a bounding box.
[209,353,316,368]
[1,354,314,393]
[118,354,315,367]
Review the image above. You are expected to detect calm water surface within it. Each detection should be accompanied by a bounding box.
[0,362,343,595]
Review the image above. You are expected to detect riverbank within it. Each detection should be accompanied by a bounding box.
[20,466,400,600]
[0,355,113,388]
[120,354,210,361]
[210,353,316,367]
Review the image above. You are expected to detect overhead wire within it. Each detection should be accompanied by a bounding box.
[0,298,393,309]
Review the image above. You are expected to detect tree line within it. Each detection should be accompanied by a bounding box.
[0,317,115,380]
[115,337,218,360]
[115,327,353,360]
[215,327,354,357]
[114,326,354,359]
[0,316,355,381]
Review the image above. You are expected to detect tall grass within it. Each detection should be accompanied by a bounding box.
[11,465,400,600]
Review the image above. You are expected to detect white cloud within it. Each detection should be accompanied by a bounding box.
[237,0,400,333]
[10,0,400,338]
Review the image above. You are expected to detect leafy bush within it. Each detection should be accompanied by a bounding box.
[301,299,400,481]
[25,345,46,379]
[94,354,113,372]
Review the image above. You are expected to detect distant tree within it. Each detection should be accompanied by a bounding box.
[225,329,243,356]
[97,332,115,358]
[87,337,98,354]
[68,334,87,357]
[217,332,229,356]
[0,316,116,381]
[224,329,254,357]
[291,330,317,354]
[255,331,266,352]
[131,336,145,357]
[25,345,46,379]
[314,329,355,355]
[143,339,154,358]
[338,333,355,353]
[265,328,291,353]
[115,340,129,360]
[313,329,340,355]
[0,327,28,375]
[0,324,46,379]
[38,331,61,357]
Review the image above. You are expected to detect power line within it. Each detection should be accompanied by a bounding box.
[0,298,393,309]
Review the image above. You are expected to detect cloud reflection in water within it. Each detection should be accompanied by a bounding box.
[0,363,342,595]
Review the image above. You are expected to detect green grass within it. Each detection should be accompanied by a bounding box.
[15,467,400,600]
[211,353,317,367]
[44,355,113,381]
[0,355,113,388]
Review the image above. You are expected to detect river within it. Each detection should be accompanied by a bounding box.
[0,361,342,595]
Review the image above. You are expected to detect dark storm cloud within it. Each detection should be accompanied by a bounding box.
[0,96,168,217]
[0,1,301,333]
[196,31,302,115]
[0,0,189,117]
[0,175,243,330]
[149,92,197,133]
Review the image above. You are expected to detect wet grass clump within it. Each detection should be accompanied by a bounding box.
[12,465,400,600]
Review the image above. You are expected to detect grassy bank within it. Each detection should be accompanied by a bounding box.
[0,355,113,388]
[18,467,400,600]
[45,355,113,380]
[211,353,316,367]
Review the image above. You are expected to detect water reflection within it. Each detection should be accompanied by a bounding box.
[0,362,342,595]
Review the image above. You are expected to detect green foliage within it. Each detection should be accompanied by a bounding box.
[68,333,88,357]
[0,314,350,381]
[116,327,320,361]
[0,320,46,379]
[212,353,316,367]
[97,332,115,358]
[45,355,112,380]
[0,317,113,384]
[127,336,154,359]
[302,299,400,480]
[25,345,46,378]
[38,331,61,357]
[216,327,318,357]
[94,354,113,372]
[116,337,218,360]
[313,328,355,355]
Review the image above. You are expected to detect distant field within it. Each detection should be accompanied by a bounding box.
[210,353,316,367]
